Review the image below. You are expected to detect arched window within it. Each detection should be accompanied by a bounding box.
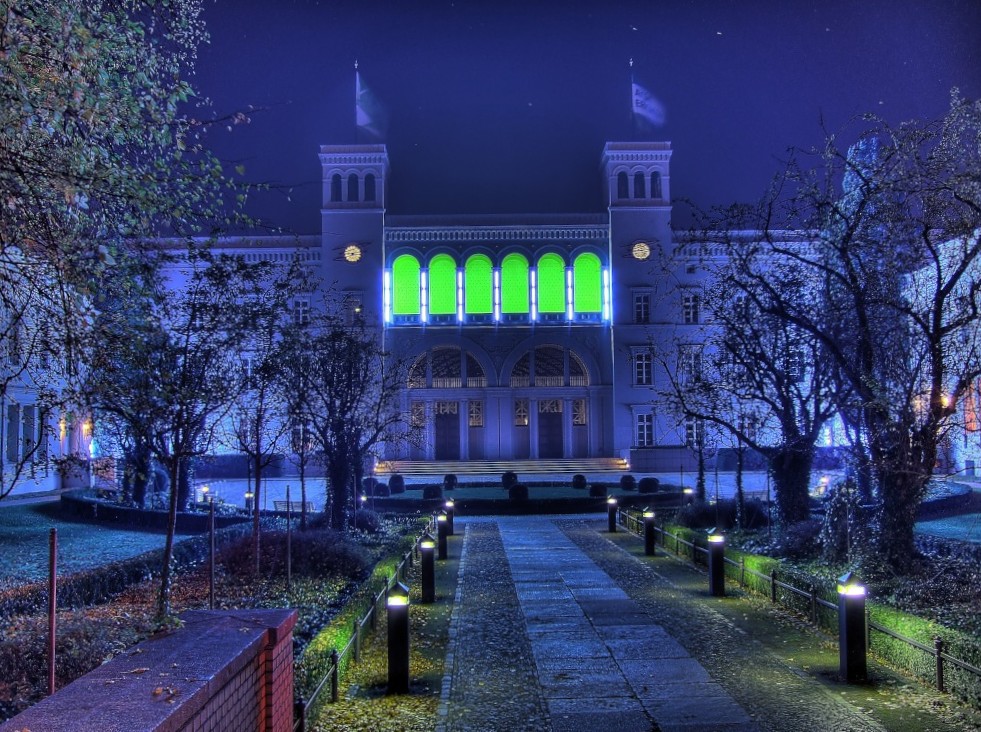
[330,174,342,202]
[347,173,359,202]
[617,172,629,199]
[392,255,420,315]
[501,253,529,314]
[651,171,662,199]
[634,172,645,199]
[537,253,565,313]
[465,254,492,314]
[573,252,602,313]
[364,173,376,202]
[428,254,457,315]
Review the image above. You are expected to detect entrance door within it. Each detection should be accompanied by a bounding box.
[434,402,460,460]
[538,400,563,459]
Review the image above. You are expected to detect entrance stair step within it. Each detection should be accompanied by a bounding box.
[374,457,627,477]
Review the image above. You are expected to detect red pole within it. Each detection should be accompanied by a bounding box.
[48,527,57,695]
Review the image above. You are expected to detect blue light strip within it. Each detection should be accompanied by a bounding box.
[530,268,538,321]
[602,267,611,321]
[457,269,464,322]
[383,270,392,323]
[566,267,574,320]
[493,268,501,322]
[421,269,428,323]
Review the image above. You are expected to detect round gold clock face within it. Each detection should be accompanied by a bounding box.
[344,244,362,263]
[632,241,651,261]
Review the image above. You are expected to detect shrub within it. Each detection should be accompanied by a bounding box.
[509,484,529,501]
[638,476,660,494]
[443,473,458,490]
[778,519,822,560]
[219,528,369,578]
[501,471,518,489]
[388,474,406,494]
[423,484,443,500]
[571,473,587,490]
[354,509,383,533]
[675,498,768,531]
[362,477,379,496]
[373,483,391,497]
[588,483,607,497]
[620,474,637,492]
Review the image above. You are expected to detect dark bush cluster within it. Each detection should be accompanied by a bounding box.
[588,483,607,497]
[509,484,529,501]
[443,473,458,490]
[619,474,637,492]
[219,529,370,579]
[422,485,443,500]
[571,474,587,490]
[675,498,769,531]
[353,509,383,533]
[388,474,406,493]
[501,470,518,489]
[638,477,660,494]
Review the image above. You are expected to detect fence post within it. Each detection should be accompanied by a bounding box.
[935,636,945,692]
[739,557,746,587]
[330,649,340,702]
[294,698,306,731]
[353,618,361,663]
[370,594,378,632]
[770,569,777,603]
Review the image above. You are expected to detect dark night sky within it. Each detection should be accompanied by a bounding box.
[193,0,981,233]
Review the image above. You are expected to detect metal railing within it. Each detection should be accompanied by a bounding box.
[618,509,981,701]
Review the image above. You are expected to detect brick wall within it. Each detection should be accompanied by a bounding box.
[0,609,297,732]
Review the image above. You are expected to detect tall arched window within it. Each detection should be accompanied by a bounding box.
[330,174,342,202]
[392,255,420,315]
[617,172,629,199]
[465,254,492,314]
[573,252,602,313]
[347,173,359,202]
[537,253,565,313]
[364,173,376,202]
[634,172,646,199]
[651,171,662,199]
[428,254,457,315]
[501,253,529,314]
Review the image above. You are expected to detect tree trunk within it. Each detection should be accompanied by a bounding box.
[695,444,706,502]
[769,444,814,525]
[131,442,151,508]
[735,446,745,529]
[156,457,181,619]
[253,452,262,575]
[299,457,307,531]
[328,459,350,531]
[176,460,191,511]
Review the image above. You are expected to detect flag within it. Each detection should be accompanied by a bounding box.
[356,70,388,141]
[631,80,666,128]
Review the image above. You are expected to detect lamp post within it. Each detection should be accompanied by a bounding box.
[607,496,618,533]
[436,511,449,560]
[837,571,867,682]
[419,533,435,603]
[386,580,410,694]
[707,528,725,597]
[244,490,254,513]
[444,498,455,536]
[643,508,657,556]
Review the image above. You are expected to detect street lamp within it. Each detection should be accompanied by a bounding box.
[436,511,449,560]
[643,508,657,556]
[607,496,618,533]
[419,533,435,603]
[707,528,725,597]
[444,498,455,536]
[386,580,410,694]
[244,491,254,513]
[683,487,694,505]
[837,571,867,682]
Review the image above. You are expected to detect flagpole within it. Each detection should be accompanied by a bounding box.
[628,58,636,139]
[354,59,359,144]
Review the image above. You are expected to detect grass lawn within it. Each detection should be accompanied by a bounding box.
[916,513,981,543]
[0,502,196,588]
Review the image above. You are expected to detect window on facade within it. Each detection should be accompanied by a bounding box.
[292,296,311,326]
[511,352,531,387]
[573,253,602,313]
[410,401,425,427]
[617,172,629,199]
[634,171,646,198]
[428,254,457,315]
[539,399,562,414]
[347,173,359,202]
[240,355,256,389]
[685,416,705,449]
[466,353,486,387]
[465,254,493,314]
[330,174,342,202]
[431,347,462,388]
[634,351,653,386]
[343,292,363,325]
[569,352,588,386]
[535,345,565,387]
[573,399,587,426]
[651,171,662,199]
[537,253,565,313]
[636,413,654,447]
[436,400,458,415]
[392,255,421,315]
[408,354,427,388]
[682,291,701,324]
[468,400,484,427]
[738,412,758,442]
[514,399,529,427]
[5,404,19,463]
[633,292,651,324]
[501,253,530,314]
[364,173,376,202]
[679,345,703,386]
[784,347,805,382]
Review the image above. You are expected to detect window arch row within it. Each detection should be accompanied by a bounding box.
[614,167,664,201]
[328,171,379,203]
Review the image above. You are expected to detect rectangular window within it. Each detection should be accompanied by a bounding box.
[679,346,703,386]
[634,352,653,386]
[292,296,311,326]
[6,404,19,463]
[468,400,483,428]
[636,413,654,447]
[514,399,529,427]
[343,292,363,325]
[682,291,701,324]
[685,416,705,449]
[633,292,651,324]
[410,401,426,428]
[573,399,587,426]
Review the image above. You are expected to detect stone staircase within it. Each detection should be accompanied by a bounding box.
[373,457,628,477]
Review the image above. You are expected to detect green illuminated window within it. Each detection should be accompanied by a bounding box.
[537,253,565,313]
[429,254,457,315]
[573,253,602,313]
[392,255,420,315]
[501,253,529,314]
[465,254,492,314]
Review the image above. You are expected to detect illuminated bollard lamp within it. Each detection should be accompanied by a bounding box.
[386,580,411,694]
[837,571,868,682]
[707,528,726,597]
[444,498,455,536]
[436,511,449,560]
[607,496,618,533]
[643,508,657,556]
[419,532,436,603]
[682,487,694,505]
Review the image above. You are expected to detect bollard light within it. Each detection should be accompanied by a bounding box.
[837,571,867,682]
[386,580,410,694]
[643,508,657,556]
[607,496,618,533]
[444,498,455,536]
[359,494,368,508]
[707,528,725,597]
[244,491,254,513]
[683,487,694,504]
[419,533,436,603]
[436,511,449,560]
